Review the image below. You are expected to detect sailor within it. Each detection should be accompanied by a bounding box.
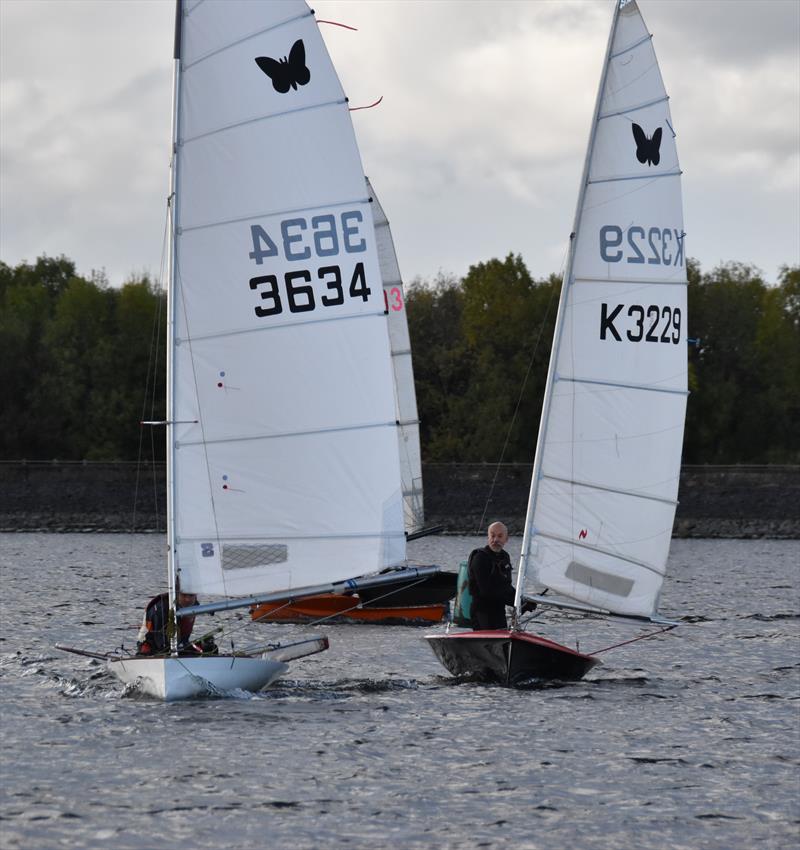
[136,587,216,655]
[467,521,534,630]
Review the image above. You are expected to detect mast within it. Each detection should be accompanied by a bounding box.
[514,0,623,615]
[166,0,183,653]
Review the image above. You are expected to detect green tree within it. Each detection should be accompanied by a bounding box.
[406,272,473,460]
[34,275,116,457]
[457,254,559,462]
[407,256,560,462]
[0,256,79,457]
[0,256,166,460]
[98,276,166,461]
[753,266,800,462]
[685,261,799,463]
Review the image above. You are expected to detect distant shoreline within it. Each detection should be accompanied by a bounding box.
[1,461,798,538]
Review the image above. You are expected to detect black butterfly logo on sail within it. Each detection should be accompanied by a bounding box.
[255,39,311,93]
[631,123,662,167]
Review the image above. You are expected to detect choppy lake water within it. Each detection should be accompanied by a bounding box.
[0,534,798,850]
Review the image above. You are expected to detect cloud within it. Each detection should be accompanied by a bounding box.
[1,0,798,285]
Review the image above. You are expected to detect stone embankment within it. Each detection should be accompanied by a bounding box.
[1,461,798,538]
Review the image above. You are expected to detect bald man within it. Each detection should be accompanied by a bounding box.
[467,521,519,630]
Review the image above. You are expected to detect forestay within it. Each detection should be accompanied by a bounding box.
[367,177,424,533]
[519,0,687,619]
[170,0,405,598]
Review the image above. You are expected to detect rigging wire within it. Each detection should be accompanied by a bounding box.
[131,211,169,530]
[588,624,677,656]
[475,272,563,535]
[127,206,170,585]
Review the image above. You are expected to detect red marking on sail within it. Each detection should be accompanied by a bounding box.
[349,96,383,112]
[316,20,358,31]
[578,529,588,540]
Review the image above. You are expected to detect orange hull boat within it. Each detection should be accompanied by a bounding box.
[251,593,449,625]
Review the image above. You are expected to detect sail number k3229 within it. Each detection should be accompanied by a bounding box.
[600,225,684,266]
[600,303,682,344]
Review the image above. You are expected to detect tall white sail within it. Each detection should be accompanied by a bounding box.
[170,0,405,598]
[367,176,424,533]
[519,0,687,619]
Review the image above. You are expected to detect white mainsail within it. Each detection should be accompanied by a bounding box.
[518,0,687,619]
[367,176,424,534]
[170,0,405,599]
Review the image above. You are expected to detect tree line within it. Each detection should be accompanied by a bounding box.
[407,256,800,464]
[1,254,798,464]
[0,256,166,461]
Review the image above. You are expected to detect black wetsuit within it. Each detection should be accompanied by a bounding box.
[467,545,517,630]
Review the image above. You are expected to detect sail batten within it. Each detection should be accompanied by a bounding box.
[533,532,667,577]
[558,376,688,396]
[598,94,668,119]
[518,0,686,620]
[182,10,314,71]
[178,532,405,543]
[609,33,653,58]
[179,97,346,146]
[540,474,679,507]
[176,308,385,344]
[573,276,686,286]
[178,419,397,447]
[587,169,681,184]
[178,193,370,233]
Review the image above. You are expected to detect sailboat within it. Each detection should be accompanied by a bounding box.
[58,0,439,700]
[370,175,425,536]
[426,0,687,684]
[250,177,456,626]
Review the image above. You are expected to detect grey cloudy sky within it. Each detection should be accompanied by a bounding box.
[1,0,798,287]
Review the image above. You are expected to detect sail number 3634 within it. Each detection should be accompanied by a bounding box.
[247,212,372,317]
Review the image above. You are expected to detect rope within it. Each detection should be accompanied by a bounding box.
[349,96,383,112]
[476,279,560,534]
[316,20,358,31]
[588,624,676,656]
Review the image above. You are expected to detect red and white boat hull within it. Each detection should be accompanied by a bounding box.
[425,629,600,685]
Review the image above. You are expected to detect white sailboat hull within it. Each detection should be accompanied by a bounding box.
[108,655,288,701]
